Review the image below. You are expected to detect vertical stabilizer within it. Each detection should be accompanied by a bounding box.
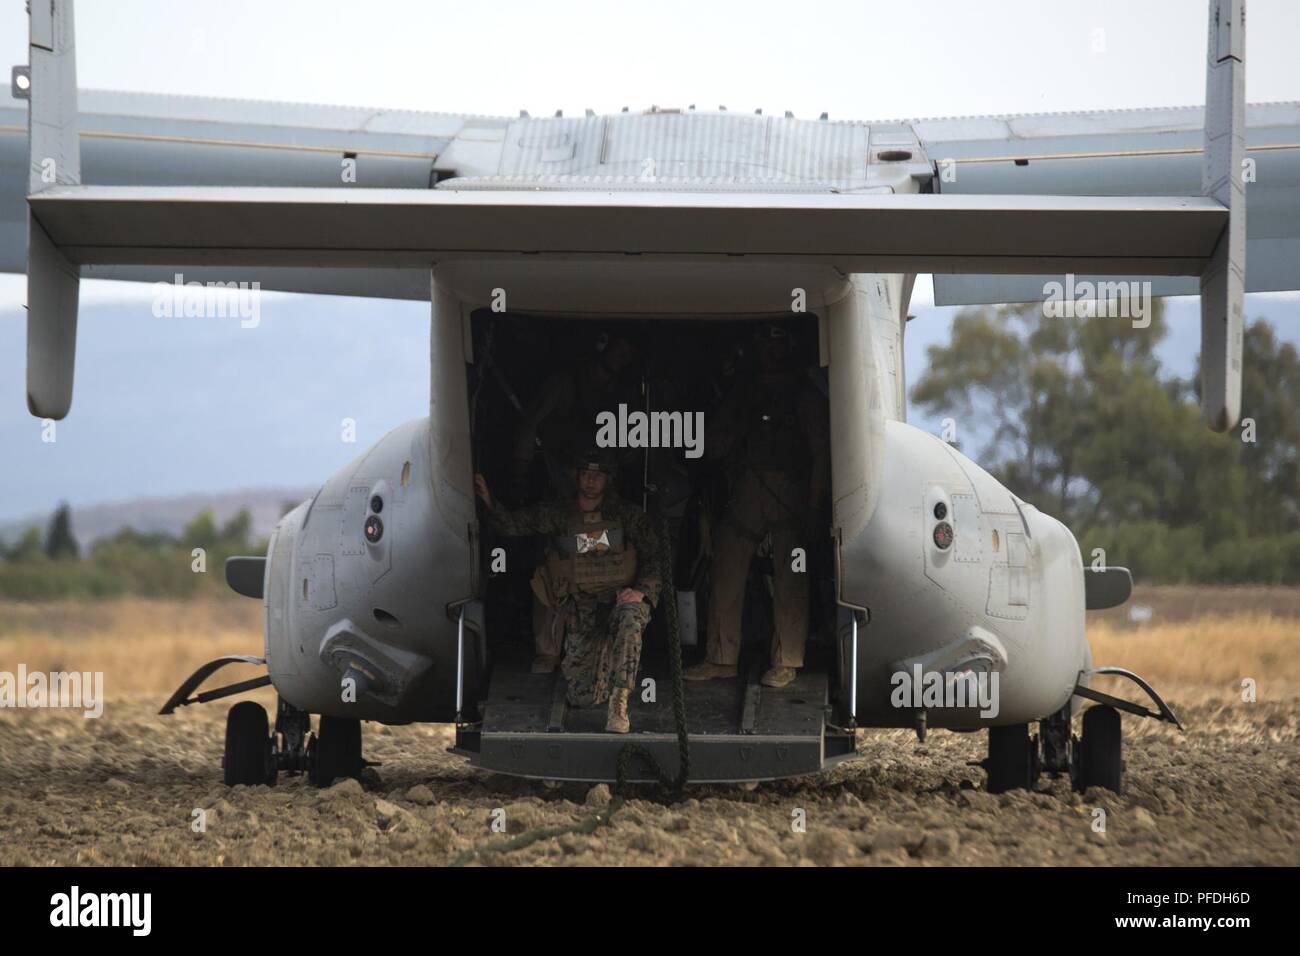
[26,0,81,420]
[1199,0,1247,432]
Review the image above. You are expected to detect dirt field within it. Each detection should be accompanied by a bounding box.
[1,592,1297,866]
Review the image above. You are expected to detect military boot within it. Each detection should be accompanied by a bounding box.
[760,665,797,688]
[605,689,631,734]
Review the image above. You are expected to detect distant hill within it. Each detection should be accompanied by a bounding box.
[0,289,431,525]
[0,486,314,549]
[1,283,1296,529]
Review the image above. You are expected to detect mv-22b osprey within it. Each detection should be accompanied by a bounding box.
[8,1,1298,791]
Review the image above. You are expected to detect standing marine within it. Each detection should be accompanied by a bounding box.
[474,450,664,733]
[685,323,830,689]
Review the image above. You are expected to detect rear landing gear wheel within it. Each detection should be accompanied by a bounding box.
[986,723,1038,794]
[224,701,273,786]
[308,716,363,787]
[1075,705,1123,794]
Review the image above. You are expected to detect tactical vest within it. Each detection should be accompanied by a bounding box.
[743,398,806,473]
[531,508,638,605]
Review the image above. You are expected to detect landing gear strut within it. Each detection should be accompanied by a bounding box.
[272,697,311,778]
[1037,706,1072,774]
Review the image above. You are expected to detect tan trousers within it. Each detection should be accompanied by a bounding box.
[706,469,810,669]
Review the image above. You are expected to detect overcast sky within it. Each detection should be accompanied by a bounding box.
[4,0,1300,118]
[1,1,1298,523]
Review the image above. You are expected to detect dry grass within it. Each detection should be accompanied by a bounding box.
[1088,584,1300,628]
[1087,612,1300,701]
[2,596,1297,705]
[0,598,267,701]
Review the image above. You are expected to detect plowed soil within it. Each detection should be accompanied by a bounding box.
[1,593,1296,866]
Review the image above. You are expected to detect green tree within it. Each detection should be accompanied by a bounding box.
[219,509,253,550]
[182,509,218,551]
[911,301,1184,526]
[4,526,45,562]
[92,526,178,552]
[909,303,1295,582]
[45,503,79,559]
[1235,320,1300,533]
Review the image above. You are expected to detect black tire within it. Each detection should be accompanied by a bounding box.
[986,723,1036,794]
[309,716,363,787]
[223,701,270,786]
[1076,705,1123,794]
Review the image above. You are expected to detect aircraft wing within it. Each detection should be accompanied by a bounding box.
[5,92,1279,300]
[3,88,1293,302]
[7,100,1294,302]
[918,102,1300,305]
[0,89,502,297]
[11,0,1276,434]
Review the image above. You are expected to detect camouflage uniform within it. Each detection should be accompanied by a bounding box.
[485,494,664,707]
[510,349,640,666]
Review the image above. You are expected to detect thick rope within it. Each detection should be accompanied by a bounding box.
[613,507,689,792]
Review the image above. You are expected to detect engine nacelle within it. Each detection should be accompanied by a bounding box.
[261,417,481,723]
[842,421,1089,728]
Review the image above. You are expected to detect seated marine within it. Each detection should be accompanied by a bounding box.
[473,450,664,733]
